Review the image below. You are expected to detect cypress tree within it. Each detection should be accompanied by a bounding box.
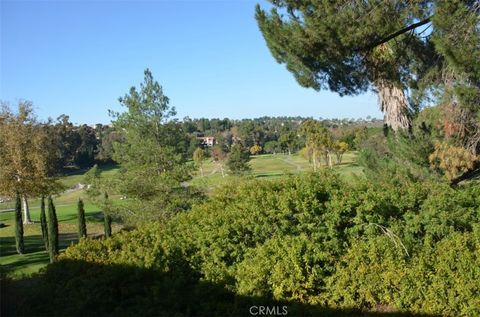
[14,192,25,254]
[103,192,112,238]
[39,196,49,251]
[77,198,87,239]
[47,196,59,263]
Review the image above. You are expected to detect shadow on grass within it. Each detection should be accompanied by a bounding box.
[254,172,285,178]
[0,234,79,258]
[1,259,442,317]
[58,211,105,223]
[1,235,47,256]
[0,251,49,277]
[61,163,119,177]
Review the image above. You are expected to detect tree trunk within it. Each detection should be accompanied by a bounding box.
[376,79,411,131]
[22,195,33,224]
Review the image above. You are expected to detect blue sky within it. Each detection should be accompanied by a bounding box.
[1,0,382,124]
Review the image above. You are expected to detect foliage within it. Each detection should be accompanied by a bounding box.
[402,228,480,316]
[236,234,329,303]
[278,128,298,155]
[77,199,87,239]
[40,196,49,251]
[9,171,480,316]
[47,196,59,263]
[0,102,63,224]
[357,125,437,184]
[94,124,123,163]
[256,1,479,133]
[332,141,349,164]
[210,145,227,177]
[107,69,200,224]
[193,147,206,177]
[14,192,24,254]
[84,164,105,202]
[263,140,280,154]
[324,228,480,316]
[429,141,478,180]
[432,0,480,112]
[357,104,479,185]
[103,193,112,238]
[324,235,407,310]
[299,119,335,169]
[226,144,251,174]
[249,144,262,155]
[255,1,435,130]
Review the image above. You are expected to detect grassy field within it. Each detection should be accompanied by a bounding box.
[0,166,121,278]
[0,152,362,278]
[191,152,363,188]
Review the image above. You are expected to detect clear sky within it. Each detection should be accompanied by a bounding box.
[0,0,382,125]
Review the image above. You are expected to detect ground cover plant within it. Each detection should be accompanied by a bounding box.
[4,171,479,316]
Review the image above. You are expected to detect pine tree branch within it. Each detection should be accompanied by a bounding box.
[358,17,432,52]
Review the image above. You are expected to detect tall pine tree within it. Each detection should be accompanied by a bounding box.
[47,196,59,263]
[255,1,436,131]
[108,69,195,223]
[14,192,24,254]
[77,198,87,239]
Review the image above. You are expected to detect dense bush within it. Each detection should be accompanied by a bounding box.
[235,234,331,303]
[323,235,407,310]
[325,227,480,316]
[11,172,480,316]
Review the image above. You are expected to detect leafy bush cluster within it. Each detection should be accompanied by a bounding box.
[13,172,480,316]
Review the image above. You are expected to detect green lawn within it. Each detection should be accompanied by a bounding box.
[0,165,121,279]
[190,152,363,189]
[0,152,362,278]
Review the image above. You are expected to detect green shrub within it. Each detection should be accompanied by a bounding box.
[236,234,331,304]
[401,227,480,316]
[23,172,480,316]
[324,229,480,316]
[323,236,407,311]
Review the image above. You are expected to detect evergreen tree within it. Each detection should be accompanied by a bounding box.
[103,192,112,238]
[77,198,87,239]
[108,69,196,223]
[226,144,251,174]
[14,192,24,254]
[40,196,49,251]
[255,1,439,131]
[47,196,59,263]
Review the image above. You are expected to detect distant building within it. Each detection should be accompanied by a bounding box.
[197,136,216,147]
